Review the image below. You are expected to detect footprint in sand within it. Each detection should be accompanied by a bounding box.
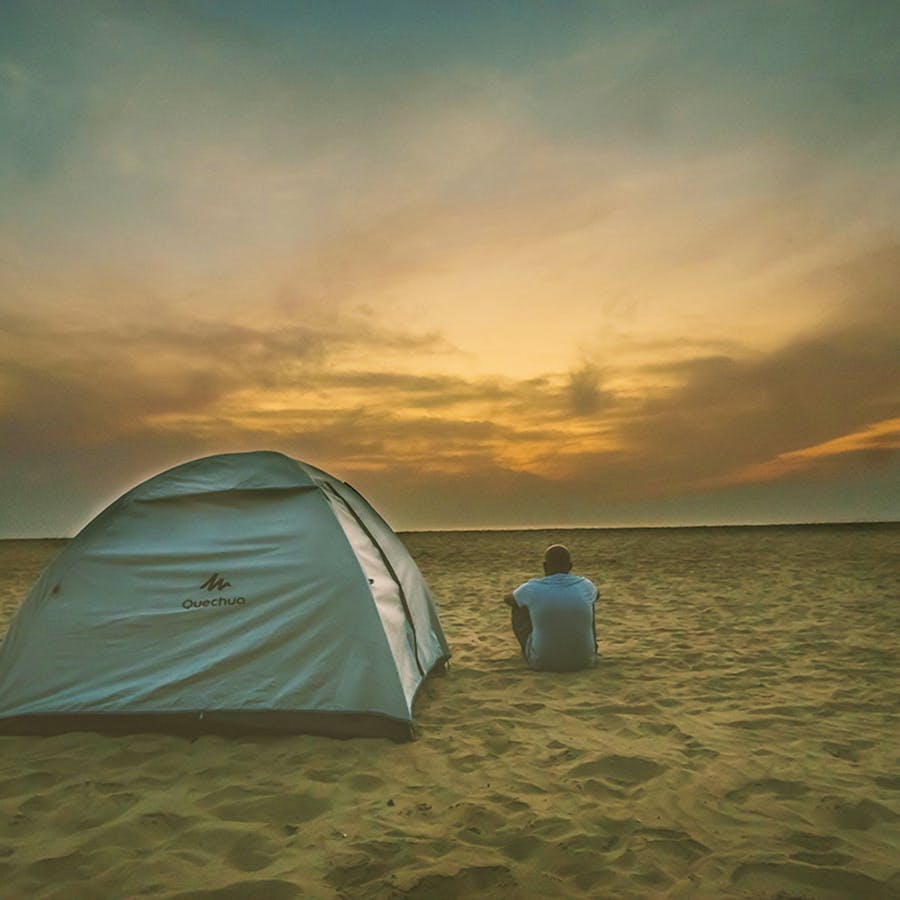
[823,797,900,831]
[327,849,395,890]
[26,850,88,881]
[173,823,282,873]
[725,778,808,802]
[790,849,854,867]
[822,739,875,762]
[449,800,507,843]
[225,830,283,872]
[634,828,709,863]
[579,778,627,798]
[394,864,517,898]
[199,786,330,825]
[139,810,195,829]
[0,772,60,797]
[347,773,383,792]
[503,833,543,861]
[570,755,665,786]
[786,831,841,853]
[169,879,302,899]
[682,739,719,761]
[730,861,890,899]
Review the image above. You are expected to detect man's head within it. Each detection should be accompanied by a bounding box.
[543,544,572,575]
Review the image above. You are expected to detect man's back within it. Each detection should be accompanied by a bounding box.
[513,573,597,671]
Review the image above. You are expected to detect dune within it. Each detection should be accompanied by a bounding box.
[1,526,898,898]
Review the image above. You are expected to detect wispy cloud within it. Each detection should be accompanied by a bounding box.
[4,243,896,479]
[719,418,900,487]
[1,3,899,533]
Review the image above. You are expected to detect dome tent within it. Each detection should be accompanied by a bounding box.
[0,451,450,740]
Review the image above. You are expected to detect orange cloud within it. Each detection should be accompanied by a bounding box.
[714,418,900,486]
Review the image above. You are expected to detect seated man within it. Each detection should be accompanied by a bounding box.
[504,544,597,671]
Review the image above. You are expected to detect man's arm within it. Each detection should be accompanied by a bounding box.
[503,591,517,608]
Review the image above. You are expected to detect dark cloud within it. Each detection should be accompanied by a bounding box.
[0,306,447,457]
[567,364,614,417]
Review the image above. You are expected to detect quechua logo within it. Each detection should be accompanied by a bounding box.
[182,573,246,611]
[201,573,231,591]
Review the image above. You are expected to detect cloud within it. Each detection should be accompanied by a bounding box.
[721,418,900,486]
[3,241,898,534]
[0,302,444,450]
[604,246,900,495]
[2,5,899,533]
[567,364,615,417]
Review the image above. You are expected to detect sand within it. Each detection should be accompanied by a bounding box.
[0,525,898,899]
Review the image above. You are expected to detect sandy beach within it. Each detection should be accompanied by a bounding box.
[1,525,898,899]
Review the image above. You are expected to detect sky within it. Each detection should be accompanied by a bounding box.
[1,1,898,536]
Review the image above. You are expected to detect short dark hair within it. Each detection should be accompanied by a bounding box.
[543,544,572,574]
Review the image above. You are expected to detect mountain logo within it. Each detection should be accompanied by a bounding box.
[201,573,232,591]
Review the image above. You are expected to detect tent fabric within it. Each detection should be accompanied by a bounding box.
[0,451,450,740]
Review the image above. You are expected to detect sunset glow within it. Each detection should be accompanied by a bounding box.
[1,2,898,534]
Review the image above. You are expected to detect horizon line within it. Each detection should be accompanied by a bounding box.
[3,517,898,542]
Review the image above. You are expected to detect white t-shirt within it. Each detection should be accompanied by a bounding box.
[513,573,597,671]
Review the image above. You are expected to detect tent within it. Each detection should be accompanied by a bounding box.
[0,451,450,740]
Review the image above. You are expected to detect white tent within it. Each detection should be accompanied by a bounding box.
[0,451,450,740]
